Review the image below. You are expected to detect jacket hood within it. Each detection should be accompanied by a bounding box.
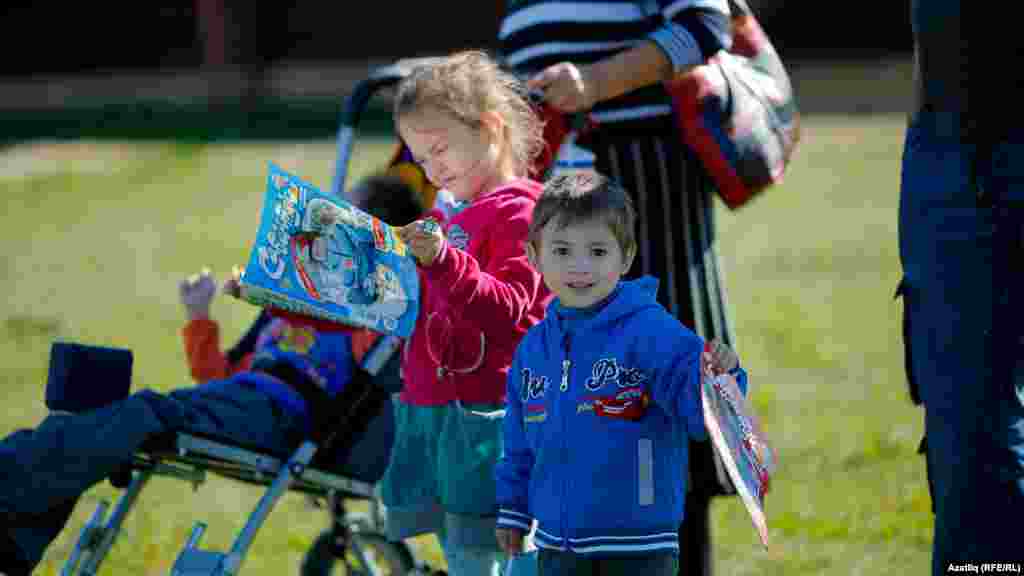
[547,276,662,335]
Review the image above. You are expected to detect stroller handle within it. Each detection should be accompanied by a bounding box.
[339,58,442,129]
[331,58,442,197]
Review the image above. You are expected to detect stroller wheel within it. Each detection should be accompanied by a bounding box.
[301,529,415,576]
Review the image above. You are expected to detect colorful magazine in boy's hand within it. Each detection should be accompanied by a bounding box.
[700,350,777,549]
[239,163,420,339]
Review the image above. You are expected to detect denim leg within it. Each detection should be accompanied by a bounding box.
[0,389,184,569]
[0,378,301,570]
[900,112,1024,571]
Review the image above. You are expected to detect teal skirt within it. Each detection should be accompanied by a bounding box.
[380,398,504,546]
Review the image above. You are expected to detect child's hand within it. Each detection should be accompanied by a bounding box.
[179,267,217,320]
[495,527,526,556]
[398,219,445,266]
[222,265,244,299]
[704,339,739,375]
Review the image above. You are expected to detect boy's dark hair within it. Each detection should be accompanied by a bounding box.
[528,170,637,255]
[357,173,426,226]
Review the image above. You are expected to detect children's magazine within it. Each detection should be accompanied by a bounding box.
[239,163,420,339]
[700,346,778,549]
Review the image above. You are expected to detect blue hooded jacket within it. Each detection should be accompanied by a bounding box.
[495,277,747,556]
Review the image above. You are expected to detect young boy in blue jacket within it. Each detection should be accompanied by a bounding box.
[494,170,747,575]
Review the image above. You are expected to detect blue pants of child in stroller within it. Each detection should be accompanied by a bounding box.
[0,372,392,574]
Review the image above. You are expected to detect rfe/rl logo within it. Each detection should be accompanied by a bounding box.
[520,368,550,401]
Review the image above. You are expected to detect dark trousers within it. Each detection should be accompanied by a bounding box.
[587,119,734,575]
[899,111,1024,573]
[0,382,303,572]
[538,549,678,576]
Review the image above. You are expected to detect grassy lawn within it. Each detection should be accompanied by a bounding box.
[0,113,929,574]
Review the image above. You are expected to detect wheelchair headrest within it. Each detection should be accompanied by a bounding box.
[45,342,133,413]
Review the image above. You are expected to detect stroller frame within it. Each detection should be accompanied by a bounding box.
[59,335,410,576]
[61,433,382,576]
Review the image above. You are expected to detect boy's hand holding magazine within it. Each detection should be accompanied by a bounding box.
[700,339,777,549]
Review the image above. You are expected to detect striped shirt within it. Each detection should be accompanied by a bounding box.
[499,0,731,123]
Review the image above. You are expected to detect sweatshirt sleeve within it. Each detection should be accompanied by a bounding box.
[182,311,271,382]
[495,350,535,532]
[422,194,543,329]
[648,0,732,73]
[644,313,708,441]
[182,318,234,382]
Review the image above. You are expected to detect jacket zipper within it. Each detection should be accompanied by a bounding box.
[560,332,571,551]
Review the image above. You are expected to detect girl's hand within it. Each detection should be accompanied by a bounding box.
[527,61,600,113]
[222,265,245,300]
[398,219,445,266]
[179,267,217,320]
[704,338,739,375]
[495,527,526,556]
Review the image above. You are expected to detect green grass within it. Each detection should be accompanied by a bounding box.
[0,114,929,574]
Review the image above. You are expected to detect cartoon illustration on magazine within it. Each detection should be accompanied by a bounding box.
[242,163,420,338]
[291,197,411,329]
[368,263,410,332]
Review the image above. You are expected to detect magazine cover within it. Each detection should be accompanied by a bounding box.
[239,163,420,339]
[701,348,778,549]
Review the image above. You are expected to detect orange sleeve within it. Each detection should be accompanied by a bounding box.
[183,318,250,382]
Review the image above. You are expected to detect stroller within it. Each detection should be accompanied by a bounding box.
[56,59,576,576]
[51,331,410,576]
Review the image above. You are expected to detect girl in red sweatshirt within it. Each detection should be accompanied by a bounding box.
[380,51,553,575]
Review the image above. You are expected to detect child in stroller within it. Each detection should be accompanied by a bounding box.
[0,173,419,576]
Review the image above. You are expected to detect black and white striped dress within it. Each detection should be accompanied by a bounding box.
[500,0,738,496]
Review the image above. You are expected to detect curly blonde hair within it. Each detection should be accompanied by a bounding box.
[393,50,544,178]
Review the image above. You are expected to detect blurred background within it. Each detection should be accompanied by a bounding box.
[0,1,913,140]
[1,2,927,575]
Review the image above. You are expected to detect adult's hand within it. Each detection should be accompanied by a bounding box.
[528,41,674,114]
[527,62,601,113]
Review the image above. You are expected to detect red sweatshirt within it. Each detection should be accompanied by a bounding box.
[401,179,553,406]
